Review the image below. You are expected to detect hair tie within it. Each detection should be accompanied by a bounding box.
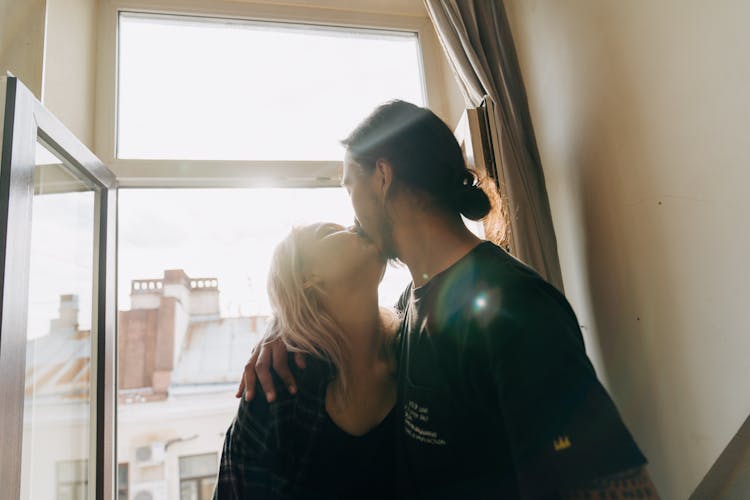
[459,171,478,190]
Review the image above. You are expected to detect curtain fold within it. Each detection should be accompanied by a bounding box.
[424,0,564,291]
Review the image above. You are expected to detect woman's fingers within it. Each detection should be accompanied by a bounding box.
[272,342,297,395]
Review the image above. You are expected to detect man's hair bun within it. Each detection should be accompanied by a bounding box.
[455,184,491,221]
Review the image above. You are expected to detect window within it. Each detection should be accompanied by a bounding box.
[7,2,449,498]
[117,464,129,500]
[179,454,218,500]
[118,12,425,161]
[21,142,99,500]
[117,188,411,318]
[112,7,421,499]
[53,461,128,500]
[56,460,88,500]
[116,188,411,498]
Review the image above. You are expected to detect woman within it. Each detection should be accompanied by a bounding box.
[213,222,400,499]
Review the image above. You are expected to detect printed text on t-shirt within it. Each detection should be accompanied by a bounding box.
[404,400,447,446]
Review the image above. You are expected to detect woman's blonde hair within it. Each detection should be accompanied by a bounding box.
[265,225,398,394]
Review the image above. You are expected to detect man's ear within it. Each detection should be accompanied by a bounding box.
[373,159,394,199]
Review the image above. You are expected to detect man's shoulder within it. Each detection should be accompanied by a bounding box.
[442,242,563,311]
[473,242,552,285]
[437,242,583,352]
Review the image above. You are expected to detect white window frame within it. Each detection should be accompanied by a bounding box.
[95,0,450,188]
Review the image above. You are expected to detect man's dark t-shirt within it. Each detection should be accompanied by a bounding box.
[394,242,646,499]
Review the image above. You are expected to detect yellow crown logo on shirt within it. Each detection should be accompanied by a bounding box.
[553,435,571,452]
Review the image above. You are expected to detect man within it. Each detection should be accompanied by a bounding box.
[238,101,659,499]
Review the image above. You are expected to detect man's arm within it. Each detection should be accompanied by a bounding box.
[236,283,412,402]
[477,276,653,499]
[560,466,660,500]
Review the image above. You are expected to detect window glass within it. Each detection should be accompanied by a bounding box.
[118,13,426,161]
[117,188,411,498]
[117,464,129,500]
[179,454,217,500]
[21,142,96,500]
[117,188,411,318]
[56,460,88,500]
[179,453,218,480]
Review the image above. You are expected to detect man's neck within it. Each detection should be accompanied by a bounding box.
[393,211,483,288]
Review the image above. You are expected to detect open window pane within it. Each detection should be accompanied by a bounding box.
[118,13,426,161]
[21,142,97,500]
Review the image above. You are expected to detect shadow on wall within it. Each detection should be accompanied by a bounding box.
[548,4,681,497]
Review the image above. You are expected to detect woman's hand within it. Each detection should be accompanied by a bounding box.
[235,337,306,402]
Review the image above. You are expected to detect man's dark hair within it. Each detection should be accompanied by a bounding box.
[341,100,491,221]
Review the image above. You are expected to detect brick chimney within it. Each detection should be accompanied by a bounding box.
[119,270,192,396]
[162,269,192,310]
[50,294,79,333]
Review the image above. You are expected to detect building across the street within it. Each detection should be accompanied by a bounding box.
[22,270,267,500]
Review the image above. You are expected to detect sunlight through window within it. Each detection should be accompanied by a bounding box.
[118,13,426,161]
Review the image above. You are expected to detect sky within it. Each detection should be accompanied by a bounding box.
[118,12,425,161]
[117,187,413,318]
[27,184,95,339]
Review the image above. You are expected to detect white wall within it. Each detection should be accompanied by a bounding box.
[504,1,750,498]
[0,0,46,98]
[43,0,98,147]
[0,0,97,146]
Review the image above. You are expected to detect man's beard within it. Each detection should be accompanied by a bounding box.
[377,209,399,262]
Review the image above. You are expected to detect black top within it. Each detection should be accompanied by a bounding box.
[395,242,646,499]
[305,408,397,499]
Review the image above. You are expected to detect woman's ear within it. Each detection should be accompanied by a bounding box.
[373,159,394,199]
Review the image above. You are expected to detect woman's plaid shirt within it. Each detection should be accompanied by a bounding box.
[213,359,334,499]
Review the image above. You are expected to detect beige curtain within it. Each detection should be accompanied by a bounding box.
[424,0,564,291]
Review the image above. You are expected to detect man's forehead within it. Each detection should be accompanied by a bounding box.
[344,150,370,168]
[341,153,358,184]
